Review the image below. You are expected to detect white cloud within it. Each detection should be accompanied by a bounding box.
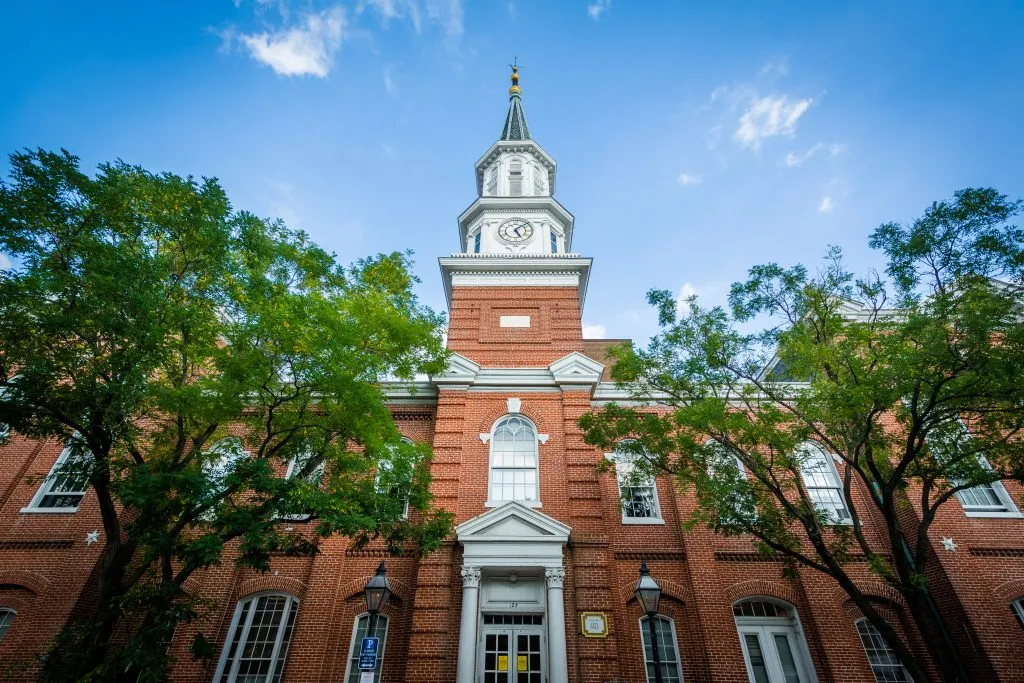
[676,173,702,186]
[239,7,344,78]
[383,67,398,96]
[735,95,814,149]
[426,0,463,37]
[818,196,834,213]
[582,323,607,339]
[677,282,699,315]
[784,142,847,167]
[587,0,611,20]
[0,253,11,270]
[381,143,396,157]
[759,60,789,77]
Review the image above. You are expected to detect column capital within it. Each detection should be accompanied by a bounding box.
[461,565,482,588]
[544,567,566,588]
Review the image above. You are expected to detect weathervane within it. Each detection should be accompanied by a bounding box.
[509,57,522,94]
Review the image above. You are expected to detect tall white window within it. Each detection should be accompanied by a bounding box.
[533,166,545,195]
[612,443,661,522]
[377,438,414,520]
[1011,599,1024,629]
[639,615,683,683]
[797,442,851,524]
[486,168,498,195]
[280,450,325,521]
[734,599,813,683]
[509,160,523,196]
[344,613,389,683]
[489,416,539,504]
[25,444,91,511]
[470,230,481,253]
[855,618,910,682]
[214,593,299,683]
[932,421,1018,516]
[0,608,14,642]
[550,231,559,253]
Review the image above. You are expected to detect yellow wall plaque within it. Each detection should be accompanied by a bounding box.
[497,655,508,672]
[580,611,609,638]
[517,655,528,671]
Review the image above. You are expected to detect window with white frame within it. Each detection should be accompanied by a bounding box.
[934,422,1019,515]
[705,439,747,480]
[471,230,481,253]
[533,165,545,195]
[486,167,498,195]
[855,618,911,682]
[201,437,247,520]
[280,450,325,521]
[612,443,660,521]
[797,441,851,524]
[377,438,414,520]
[0,608,14,642]
[214,593,299,683]
[639,615,683,683]
[25,443,91,511]
[509,159,523,196]
[550,231,559,253]
[489,416,539,504]
[733,599,813,683]
[1011,599,1024,629]
[344,613,389,683]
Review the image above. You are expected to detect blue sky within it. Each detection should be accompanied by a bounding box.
[2,1,1023,342]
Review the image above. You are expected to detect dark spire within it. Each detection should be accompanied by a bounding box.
[500,64,531,141]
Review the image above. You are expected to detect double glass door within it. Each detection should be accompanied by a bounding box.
[479,617,544,683]
[737,624,809,683]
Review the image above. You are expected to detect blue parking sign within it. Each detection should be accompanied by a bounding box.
[359,637,379,670]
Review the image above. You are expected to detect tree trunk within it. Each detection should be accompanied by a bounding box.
[901,584,974,683]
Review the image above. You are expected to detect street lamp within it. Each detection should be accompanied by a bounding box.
[364,561,392,639]
[635,560,664,683]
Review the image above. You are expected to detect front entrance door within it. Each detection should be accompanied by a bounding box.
[737,624,809,683]
[479,615,544,683]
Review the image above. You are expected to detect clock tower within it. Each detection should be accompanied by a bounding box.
[439,66,593,367]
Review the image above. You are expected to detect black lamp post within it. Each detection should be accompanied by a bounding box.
[364,561,392,641]
[635,560,664,683]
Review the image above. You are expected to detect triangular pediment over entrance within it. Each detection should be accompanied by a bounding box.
[456,502,570,568]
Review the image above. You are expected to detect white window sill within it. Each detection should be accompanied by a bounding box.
[963,509,1024,519]
[20,506,79,514]
[621,517,665,525]
[484,500,542,508]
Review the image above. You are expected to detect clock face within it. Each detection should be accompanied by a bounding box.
[497,218,534,244]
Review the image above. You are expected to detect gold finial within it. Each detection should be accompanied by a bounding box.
[509,58,521,95]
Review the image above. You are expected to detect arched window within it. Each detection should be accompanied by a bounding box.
[1011,598,1024,629]
[797,441,851,524]
[733,598,813,683]
[508,159,523,196]
[0,608,14,642]
[639,615,683,683]
[489,416,539,504]
[344,613,389,683]
[25,442,91,512]
[280,449,325,522]
[855,618,910,682]
[611,442,660,522]
[705,439,747,480]
[200,437,248,520]
[214,593,299,683]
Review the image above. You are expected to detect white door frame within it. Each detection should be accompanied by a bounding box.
[735,613,817,683]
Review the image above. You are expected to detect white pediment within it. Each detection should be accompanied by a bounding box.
[432,352,481,388]
[548,352,604,389]
[457,500,570,543]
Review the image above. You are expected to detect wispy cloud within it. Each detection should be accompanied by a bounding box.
[239,6,344,77]
[0,253,11,270]
[784,142,845,167]
[582,322,607,339]
[357,0,462,37]
[381,143,396,157]
[383,66,398,96]
[735,95,814,149]
[587,0,611,20]
[426,0,463,37]
[818,196,834,213]
[759,59,789,77]
[676,173,703,186]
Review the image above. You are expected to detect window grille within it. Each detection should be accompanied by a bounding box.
[489,416,539,503]
[797,442,851,524]
[856,619,910,682]
[0,609,14,642]
[215,593,299,683]
[345,614,389,683]
[640,616,683,683]
[612,444,659,520]
[29,444,91,510]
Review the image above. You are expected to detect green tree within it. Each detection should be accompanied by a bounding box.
[0,149,452,682]
[580,188,1024,683]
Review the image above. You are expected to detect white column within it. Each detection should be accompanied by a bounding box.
[456,566,482,683]
[545,567,569,683]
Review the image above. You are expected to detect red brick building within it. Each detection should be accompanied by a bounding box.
[2,68,1024,683]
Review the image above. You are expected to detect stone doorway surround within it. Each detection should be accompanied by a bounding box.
[455,501,571,683]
